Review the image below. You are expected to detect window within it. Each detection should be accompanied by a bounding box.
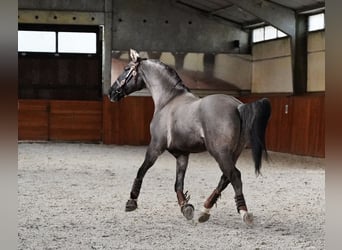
[277,30,287,38]
[253,28,264,43]
[308,13,325,31]
[18,31,56,52]
[58,32,97,54]
[252,25,288,43]
[18,27,97,54]
[264,26,277,40]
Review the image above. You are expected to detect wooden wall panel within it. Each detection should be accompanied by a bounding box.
[18,100,102,142]
[19,94,324,157]
[238,94,324,157]
[18,100,49,140]
[49,101,102,142]
[103,96,154,145]
[290,95,325,157]
[19,56,101,100]
[308,96,325,157]
[290,97,311,155]
[104,94,324,156]
[264,96,292,153]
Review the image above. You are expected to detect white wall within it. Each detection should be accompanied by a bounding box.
[114,31,325,94]
[252,38,293,93]
[307,31,325,92]
[251,31,325,93]
[214,54,252,91]
[183,53,204,72]
[142,52,252,91]
[159,52,175,66]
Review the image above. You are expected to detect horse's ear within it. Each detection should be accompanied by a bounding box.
[130,49,140,63]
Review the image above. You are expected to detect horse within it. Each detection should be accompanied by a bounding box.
[108,49,271,225]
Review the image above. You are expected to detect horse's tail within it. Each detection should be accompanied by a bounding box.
[238,98,271,176]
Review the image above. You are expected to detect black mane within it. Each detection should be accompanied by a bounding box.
[150,59,191,92]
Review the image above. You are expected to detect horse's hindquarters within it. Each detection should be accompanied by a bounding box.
[198,95,242,154]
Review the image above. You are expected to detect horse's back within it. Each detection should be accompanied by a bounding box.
[150,93,243,154]
[199,94,242,120]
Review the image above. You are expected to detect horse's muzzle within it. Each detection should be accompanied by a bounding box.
[108,87,125,102]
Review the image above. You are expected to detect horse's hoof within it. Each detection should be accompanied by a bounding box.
[182,204,194,220]
[125,199,138,212]
[240,210,253,226]
[198,212,210,223]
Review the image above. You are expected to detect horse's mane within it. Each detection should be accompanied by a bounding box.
[150,59,191,92]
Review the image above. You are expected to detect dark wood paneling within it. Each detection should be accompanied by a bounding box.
[19,94,324,157]
[49,101,102,141]
[19,56,101,100]
[18,100,102,142]
[18,100,49,140]
[290,95,325,157]
[238,94,325,157]
[103,96,154,145]
[309,96,325,157]
[18,24,102,101]
[265,96,292,153]
[103,94,324,156]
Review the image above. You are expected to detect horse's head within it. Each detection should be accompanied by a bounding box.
[108,49,146,102]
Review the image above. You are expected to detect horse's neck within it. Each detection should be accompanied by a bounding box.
[142,63,186,110]
[146,79,177,111]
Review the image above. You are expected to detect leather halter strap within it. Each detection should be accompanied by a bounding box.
[116,61,140,88]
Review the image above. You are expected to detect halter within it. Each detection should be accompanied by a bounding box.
[113,58,187,97]
[116,61,140,89]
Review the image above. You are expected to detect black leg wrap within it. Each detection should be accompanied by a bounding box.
[204,189,221,209]
[234,194,247,213]
[130,178,143,199]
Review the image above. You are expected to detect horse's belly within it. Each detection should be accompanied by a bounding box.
[169,140,206,153]
[168,130,206,153]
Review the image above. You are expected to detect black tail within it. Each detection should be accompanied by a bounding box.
[238,98,271,176]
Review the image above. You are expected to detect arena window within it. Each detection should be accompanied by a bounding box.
[308,13,325,32]
[18,30,56,53]
[252,25,288,43]
[18,25,98,55]
[58,32,97,54]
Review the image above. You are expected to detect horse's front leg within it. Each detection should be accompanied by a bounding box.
[174,153,194,220]
[125,146,162,212]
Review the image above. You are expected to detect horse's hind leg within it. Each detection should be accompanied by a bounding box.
[200,152,253,225]
[221,160,253,225]
[198,174,230,222]
[125,146,162,212]
[229,166,253,225]
[173,153,194,220]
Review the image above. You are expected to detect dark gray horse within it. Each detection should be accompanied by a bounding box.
[108,49,271,225]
